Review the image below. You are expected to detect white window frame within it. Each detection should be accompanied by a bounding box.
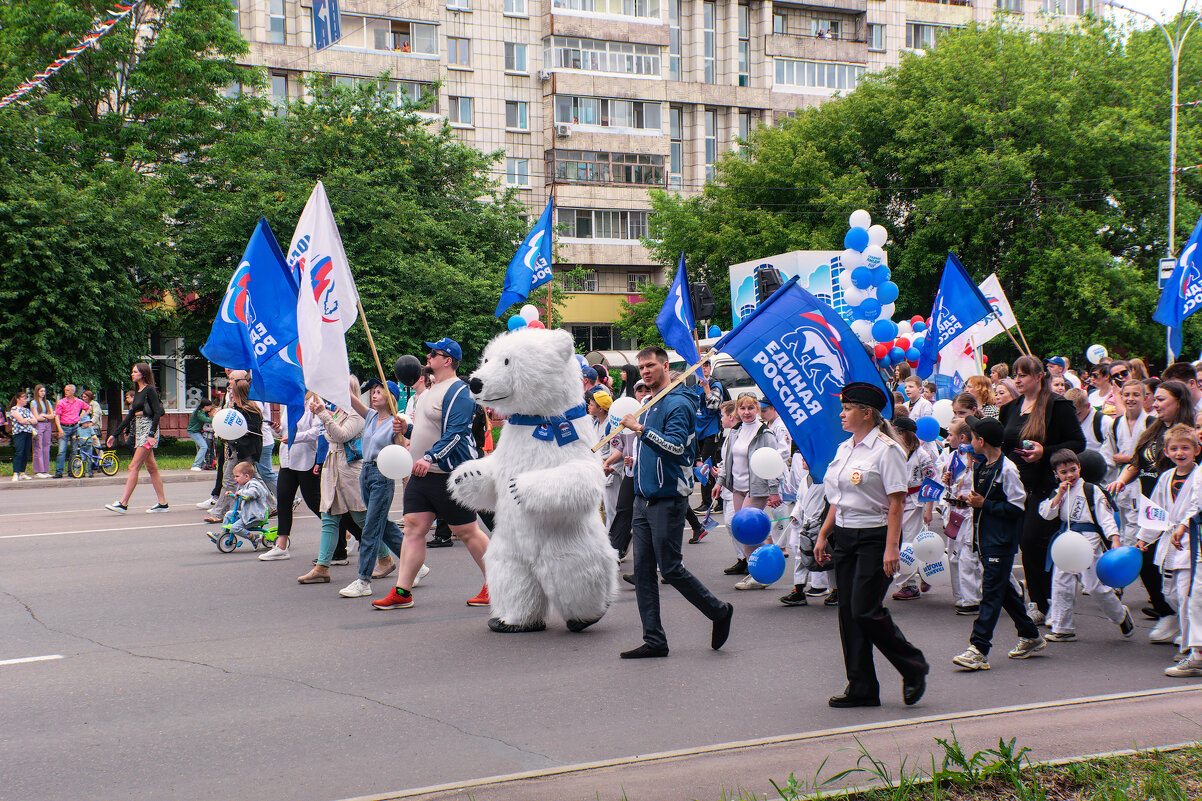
[627,272,651,293]
[506,158,530,186]
[268,0,286,44]
[447,0,471,9]
[562,270,599,292]
[448,95,472,125]
[774,58,866,92]
[505,0,528,15]
[773,11,787,34]
[868,23,885,52]
[505,100,528,130]
[543,37,661,77]
[811,19,840,39]
[703,1,716,84]
[505,42,528,72]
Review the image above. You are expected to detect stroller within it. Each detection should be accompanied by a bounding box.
[207,493,279,553]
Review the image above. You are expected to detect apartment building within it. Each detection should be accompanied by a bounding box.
[234,0,1095,352]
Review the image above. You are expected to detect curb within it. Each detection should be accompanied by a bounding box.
[0,469,217,492]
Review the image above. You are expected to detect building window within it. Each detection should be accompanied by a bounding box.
[1044,0,1086,13]
[270,73,288,114]
[737,109,753,141]
[868,23,885,51]
[448,95,472,124]
[703,1,717,84]
[506,158,530,186]
[812,19,840,39]
[368,19,438,55]
[773,11,787,34]
[505,42,528,72]
[552,0,660,19]
[389,80,436,110]
[905,23,954,50]
[231,0,239,31]
[554,95,661,130]
[447,0,471,9]
[447,37,471,66]
[704,108,717,181]
[669,105,683,189]
[627,272,651,293]
[669,0,682,79]
[548,150,665,186]
[505,100,528,129]
[558,208,648,240]
[997,0,1022,10]
[774,58,866,90]
[562,271,599,292]
[268,0,286,44]
[738,3,750,86]
[543,37,661,76]
[505,0,527,14]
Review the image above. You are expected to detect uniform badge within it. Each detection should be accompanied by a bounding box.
[850,470,862,485]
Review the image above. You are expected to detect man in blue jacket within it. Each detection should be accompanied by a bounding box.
[617,347,733,658]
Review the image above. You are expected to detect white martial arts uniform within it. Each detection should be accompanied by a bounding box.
[1139,466,1198,650]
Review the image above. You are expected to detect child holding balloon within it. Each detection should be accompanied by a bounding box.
[1038,449,1133,642]
[941,419,984,614]
[891,417,936,601]
[717,393,781,589]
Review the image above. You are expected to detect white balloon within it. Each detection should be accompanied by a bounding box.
[898,542,917,571]
[750,446,786,480]
[213,409,249,441]
[880,302,896,321]
[838,264,857,290]
[897,321,913,337]
[868,224,888,247]
[377,444,414,480]
[850,319,874,342]
[863,244,886,269]
[608,396,641,423]
[849,209,872,230]
[843,284,871,306]
[1086,344,1108,365]
[520,304,540,323]
[1050,531,1094,573]
[920,555,951,585]
[840,248,863,271]
[912,529,944,563]
[932,399,955,428]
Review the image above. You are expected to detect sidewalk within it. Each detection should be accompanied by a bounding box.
[0,468,215,492]
[346,686,1202,801]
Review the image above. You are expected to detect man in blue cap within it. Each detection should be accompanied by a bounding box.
[373,337,492,611]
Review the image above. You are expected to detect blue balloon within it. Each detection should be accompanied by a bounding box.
[877,357,891,369]
[857,298,882,321]
[872,265,891,286]
[851,266,873,289]
[872,319,899,342]
[507,315,527,331]
[906,346,921,361]
[731,507,771,546]
[1095,546,1142,588]
[912,320,927,334]
[877,281,900,305]
[889,346,905,363]
[915,416,940,443]
[844,227,869,252]
[748,544,786,584]
[708,325,721,338]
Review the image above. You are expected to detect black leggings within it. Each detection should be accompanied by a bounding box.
[1019,503,1059,614]
[211,444,225,498]
[276,466,321,539]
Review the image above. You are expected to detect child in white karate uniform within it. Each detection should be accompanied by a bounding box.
[1100,380,1151,546]
[941,419,983,614]
[1039,448,1134,642]
[891,417,936,601]
[778,454,832,606]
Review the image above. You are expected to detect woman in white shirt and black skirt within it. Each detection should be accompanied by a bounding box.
[815,382,929,708]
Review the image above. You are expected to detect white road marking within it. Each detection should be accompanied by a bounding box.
[0,522,206,540]
[0,507,105,518]
[0,654,64,666]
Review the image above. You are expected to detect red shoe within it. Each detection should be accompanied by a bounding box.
[466,584,490,607]
[892,586,921,601]
[371,589,413,610]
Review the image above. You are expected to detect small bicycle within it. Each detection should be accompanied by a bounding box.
[207,494,279,553]
[69,445,119,478]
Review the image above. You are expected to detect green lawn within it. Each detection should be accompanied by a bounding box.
[1,439,276,476]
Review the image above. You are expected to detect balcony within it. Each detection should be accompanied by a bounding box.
[765,32,868,62]
[771,0,867,14]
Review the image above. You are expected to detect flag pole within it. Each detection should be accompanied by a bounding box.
[592,350,716,452]
[1012,316,1032,355]
[545,185,557,325]
[355,300,399,418]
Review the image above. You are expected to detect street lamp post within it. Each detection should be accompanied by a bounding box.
[1107,1,1199,257]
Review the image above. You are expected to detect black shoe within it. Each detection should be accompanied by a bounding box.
[621,644,669,659]
[954,604,980,616]
[805,586,829,597]
[1142,606,1163,620]
[693,501,710,513]
[779,587,808,606]
[427,537,453,548]
[824,590,839,607]
[688,529,707,544]
[828,693,880,708]
[53,473,63,479]
[723,558,748,576]
[622,573,635,586]
[711,602,734,650]
[712,500,724,513]
[903,667,929,706]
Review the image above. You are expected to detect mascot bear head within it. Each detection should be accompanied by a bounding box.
[467,328,586,417]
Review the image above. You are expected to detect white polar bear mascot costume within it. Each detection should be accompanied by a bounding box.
[449,327,619,633]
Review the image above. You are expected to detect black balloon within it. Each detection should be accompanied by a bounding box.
[394,355,422,387]
[1078,449,1107,484]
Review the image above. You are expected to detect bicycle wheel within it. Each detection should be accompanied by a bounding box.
[216,531,239,553]
[69,456,84,479]
[100,453,118,476]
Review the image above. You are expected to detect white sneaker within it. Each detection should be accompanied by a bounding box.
[196,497,216,508]
[952,644,990,670]
[189,466,203,472]
[11,475,18,483]
[1149,615,1181,644]
[35,473,50,479]
[338,578,372,598]
[259,546,291,561]
[1008,635,1047,659]
[1026,602,1046,626]
[1164,656,1202,678]
[734,576,768,590]
[413,564,431,587]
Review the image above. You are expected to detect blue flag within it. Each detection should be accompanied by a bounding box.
[495,197,554,317]
[916,253,994,379]
[714,276,891,481]
[918,478,946,502]
[201,218,307,442]
[656,253,700,364]
[693,457,712,483]
[1153,214,1202,362]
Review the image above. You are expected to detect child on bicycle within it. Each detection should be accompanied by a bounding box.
[211,461,270,546]
[75,409,102,476]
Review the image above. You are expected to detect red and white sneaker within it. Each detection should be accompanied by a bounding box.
[372,589,414,610]
[466,584,490,607]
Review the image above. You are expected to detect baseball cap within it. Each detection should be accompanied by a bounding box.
[361,378,401,401]
[634,379,648,391]
[424,338,462,361]
[1046,356,1067,368]
[586,387,613,410]
[582,366,599,382]
[965,415,1004,447]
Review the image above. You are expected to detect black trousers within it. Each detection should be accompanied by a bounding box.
[696,433,721,507]
[333,513,363,561]
[831,525,927,699]
[971,548,1038,655]
[211,444,225,498]
[1019,504,1059,614]
[1140,544,1173,617]
[609,475,635,557]
[276,466,321,539]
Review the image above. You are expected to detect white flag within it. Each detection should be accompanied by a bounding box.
[970,273,1019,346]
[287,182,360,411]
[1137,495,1173,531]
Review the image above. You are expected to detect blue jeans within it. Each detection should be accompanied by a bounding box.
[970,548,1040,655]
[358,461,404,581]
[188,432,208,468]
[632,495,724,650]
[256,438,277,493]
[318,510,366,567]
[55,424,78,475]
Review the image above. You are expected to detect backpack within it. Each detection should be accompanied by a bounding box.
[1081,482,1121,550]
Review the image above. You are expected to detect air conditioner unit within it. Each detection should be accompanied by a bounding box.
[536,69,552,82]
[555,123,571,138]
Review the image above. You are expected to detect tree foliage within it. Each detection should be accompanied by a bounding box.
[642,19,1202,365]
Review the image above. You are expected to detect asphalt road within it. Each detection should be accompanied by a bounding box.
[1,480,1196,801]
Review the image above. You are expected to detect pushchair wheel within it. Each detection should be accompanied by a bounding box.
[216,531,239,553]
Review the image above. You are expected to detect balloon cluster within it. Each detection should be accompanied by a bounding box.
[898,530,950,586]
[837,210,929,371]
[507,304,546,331]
